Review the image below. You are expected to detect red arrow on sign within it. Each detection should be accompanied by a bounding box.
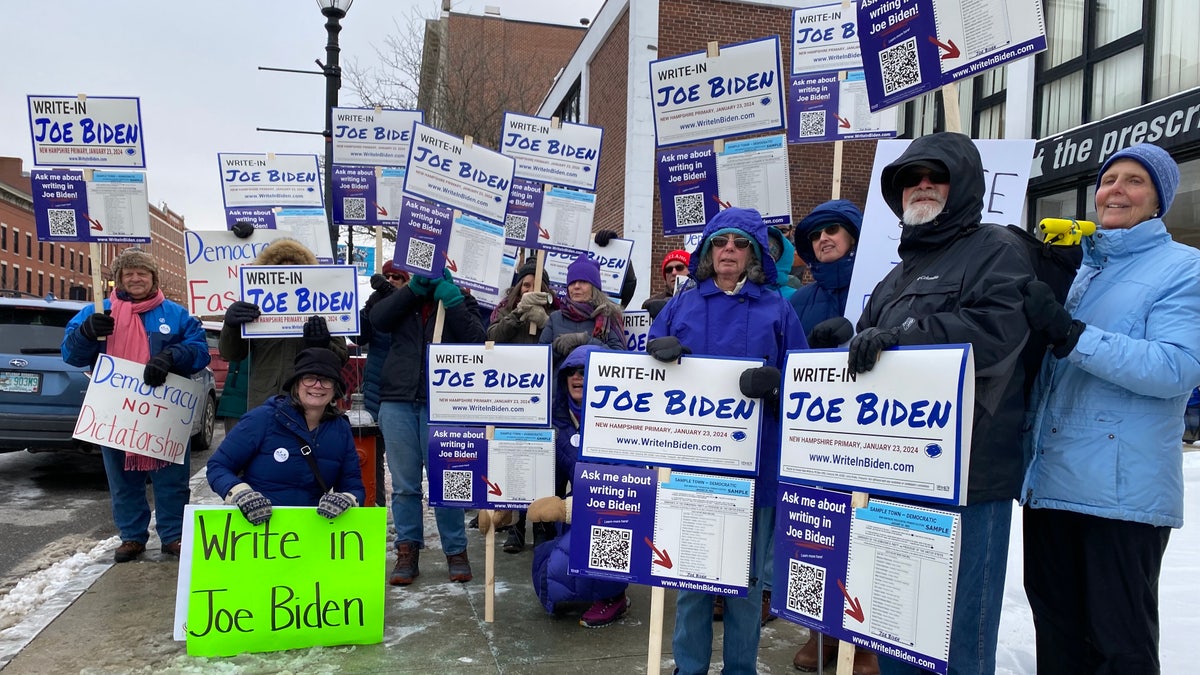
[538,225,550,239]
[928,35,960,60]
[442,252,459,273]
[644,537,673,569]
[373,201,388,216]
[837,578,865,623]
[480,476,502,496]
[834,114,851,129]
[82,213,103,231]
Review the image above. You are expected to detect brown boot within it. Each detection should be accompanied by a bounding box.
[389,541,420,585]
[852,649,880,675]
[793,632,837,672]
[761,589,777,625]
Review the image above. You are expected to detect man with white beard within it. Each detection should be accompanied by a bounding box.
[846,132,1035,675]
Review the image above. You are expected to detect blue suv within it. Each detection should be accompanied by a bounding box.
[0,294,216,453]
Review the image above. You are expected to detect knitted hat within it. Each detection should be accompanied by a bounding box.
[660,250,690,279]
[516,257,540,281]
[284,348,346,397]
[566,255,603,289]
[1097,143,1179,217]
[109,247,159,293]
[382,259,409,282]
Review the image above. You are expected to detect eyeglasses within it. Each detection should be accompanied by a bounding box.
[896,167,950,188]
[300,375,335,389]
[565,367,585,378]
[710,235,752,250]
[808,223,843,242]
[664,263,687,273]
[384,273,405,281]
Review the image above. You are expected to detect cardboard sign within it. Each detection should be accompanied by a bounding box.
[426,344,552,427]
[218,153,324,209]
[622,310,652,353]
[503,178,544,248]
[500,112,604,191]
[772,484,855,639]
[580,351,764,476]
[657,143,721,236]
[716,135,793,227]
[237,265,359,338]
[27,95,145,168]
[184,228,286,316]
[330,107,423,167]
[331,165,408,226]
[792,2,863,74]
[787,71,898,143]
[72,354,201,464]
[31,169,151,243]
[403,122,515,223]
[533,186,595,255]
[543,237,633,299]
[778,346,974,505]
[650,36,786,147]
[445,211,507,296]
[175,506,387,657]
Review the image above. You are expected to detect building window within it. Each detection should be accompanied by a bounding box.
[38,272,43,297]
[971,68,1007,139]
[1,223,6,249]
[60,245,66,269]
[13,228,18,256]
[25,234,32,259]
[11,265,18,291]
[553,78,582,124]
[25,268,31,292]
[70,250,75,271]
[1,262,6,288]
[38,242,44,262]
[48,244,54,265]
[1153,2,1200,97]
[898,91,943,138]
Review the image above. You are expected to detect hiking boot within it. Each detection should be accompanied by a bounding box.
[114,540,145,563]
[446,550,473,582]
[762,589,777,625]
[852,649,881,675]
[503,526,526,553]
[713,596,724,621]
[162,541,182,558]
[580,594,630,628]
[389,541,420,585]
[793,633,838,672]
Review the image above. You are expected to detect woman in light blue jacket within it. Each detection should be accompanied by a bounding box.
[1020,143,1200,674]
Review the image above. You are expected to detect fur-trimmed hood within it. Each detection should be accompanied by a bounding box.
[253,238,317,266]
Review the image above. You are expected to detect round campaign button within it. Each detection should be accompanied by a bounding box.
[158,324,171,334]
[273,447,290,462]
[571,433,580,448]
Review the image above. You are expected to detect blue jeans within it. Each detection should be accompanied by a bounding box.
[879,499,1012,675]
[673,506,773,675]
[379,400,467,555]
[101,445,192,545]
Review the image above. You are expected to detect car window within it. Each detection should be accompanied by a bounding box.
[1,307,78,354]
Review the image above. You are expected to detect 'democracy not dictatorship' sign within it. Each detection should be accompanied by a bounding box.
[778,346,973,505]
[28,95,145,168]
[403,123,515,223]
[184,228,287,316]
[73,354,201,464]
[31,169,151,243]
[176,506,387,657]
[426,344,552,427]
[580,351,764,476]
[500,112,604,191]
[650,36,786,148]
[237,265,359,338]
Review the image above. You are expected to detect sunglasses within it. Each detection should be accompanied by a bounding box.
[565,367,585,378]
[710,235,752,250]
[897,168,950,188]
[808,223,844,242]
[384,273,405,280]
[664,263,687,273]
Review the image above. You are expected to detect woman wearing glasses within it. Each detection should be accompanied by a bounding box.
[207,348,365,526]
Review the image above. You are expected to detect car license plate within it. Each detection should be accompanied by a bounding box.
[0,371,40,394]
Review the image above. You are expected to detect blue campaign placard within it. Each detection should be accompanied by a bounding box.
[31,168,151,244]
[427,426,556,509]
[332,165,408,226]
[787,71,898,144]
[31,169,89,241]
[28,95,146,168]
[427,425,488,508]
[567,463,660,587]
[391,196,454,278]
[656,143,720,236]
[771,482,855,641]
[504,178,543,248]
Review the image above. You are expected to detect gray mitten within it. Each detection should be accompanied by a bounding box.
[553,332,591,356]
[226,482,272,525]
[316,491,357,519]
[517,291,552,313]
[523,305,549,330]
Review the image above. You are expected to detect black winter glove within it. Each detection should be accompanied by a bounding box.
[1022,280,1085,357]
[79,312,114,341]
[143,351,174,387]
[227,483,272,526]
[739,366,781,399]
[370,273,389,292]
[224,301,261,326]
[647,336,690,362]
[316,491,357,519]
[847,327,901,374]
[230,221,256,238]
[807,317,854,349]
[594,230,618,246]
[303,315,331,348]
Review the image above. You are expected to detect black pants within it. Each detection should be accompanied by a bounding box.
[1023,507,1170,675]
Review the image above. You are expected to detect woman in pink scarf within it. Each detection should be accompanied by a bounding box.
[62,248,209,563]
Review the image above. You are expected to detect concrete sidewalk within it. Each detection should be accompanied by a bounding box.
[2,517,814,675]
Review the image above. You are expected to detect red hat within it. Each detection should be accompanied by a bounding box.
[661,250,690,279]
[382,260,409,282]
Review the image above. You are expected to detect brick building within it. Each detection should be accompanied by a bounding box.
[0,156,190,305]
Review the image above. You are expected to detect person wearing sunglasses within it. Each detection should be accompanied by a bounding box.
[641,249,691,319]
[646,207,807,675]
[207,348,365,528]
[850,132,1035,675]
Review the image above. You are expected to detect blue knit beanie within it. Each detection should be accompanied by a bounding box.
[1097,143,1179,217]
[566,255,603,289]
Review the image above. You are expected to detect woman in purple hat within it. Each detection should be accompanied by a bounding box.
[539,254,626,363]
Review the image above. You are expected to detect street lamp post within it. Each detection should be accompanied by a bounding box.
[318,0,353,258]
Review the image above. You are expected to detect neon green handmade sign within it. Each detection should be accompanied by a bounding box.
[185,506,386,657]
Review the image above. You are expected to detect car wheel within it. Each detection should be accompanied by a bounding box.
[192,393,216,451]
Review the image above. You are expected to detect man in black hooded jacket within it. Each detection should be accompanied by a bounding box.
[848,132,1034,675]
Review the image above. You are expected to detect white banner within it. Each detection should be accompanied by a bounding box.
[500,112,604,190]
[218,153,323,209]
[237,265,360,338]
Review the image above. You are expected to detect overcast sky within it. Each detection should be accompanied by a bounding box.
[1,0,604,230]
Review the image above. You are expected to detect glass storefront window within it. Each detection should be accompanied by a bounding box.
[1165,158,1200,249]
[1093,0,1142,48]
[1040,71,1083,136]
[1153,2,1200,98]
[1045,1,1084,69]
[1092,47,1144,120]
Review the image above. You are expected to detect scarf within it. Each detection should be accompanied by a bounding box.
[107,289,170,472]
[560,298,619,344]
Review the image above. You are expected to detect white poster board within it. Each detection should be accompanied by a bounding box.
[426,344,552,427]
[792,1,863,74]
[28,95,145,168]
[72,354,202,464]
[237,265,359,338]
[651,472,755,588]
[622,309,652,353]
[447,212,507,296]
[184,228,286,316]
[716,135,793,226]
[403,123,516,223]
[331,107,423,167]
[486,428,556,504]
[218,153,323,208]
[500,112,604,191]
[538,187,596,254]
[544,237,633,298]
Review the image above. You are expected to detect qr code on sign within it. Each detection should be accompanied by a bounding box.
[406,238,436,271]
[673,193,706,228]
[786,558,826,619]
[588,525,632,573]
[47,209,78,237]
[504,213,529,242]
[442,470,473,502]
[880,36,921,96]
[799,110,826,138]
[342,197,367,221]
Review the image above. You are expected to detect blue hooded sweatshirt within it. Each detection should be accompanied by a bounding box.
[788,199,863,335]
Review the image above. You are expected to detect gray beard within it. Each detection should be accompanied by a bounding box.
[902,201,943,225]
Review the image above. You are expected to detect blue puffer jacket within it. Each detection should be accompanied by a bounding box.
[207,396,365,506]
[550,345,595,495]
[789,200,863,334]
[766,226,800,299]
[649,208,808,506]
[1022,219,1200,527]
[62,298,210,376]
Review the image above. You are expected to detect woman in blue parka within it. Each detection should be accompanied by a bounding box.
[208,348,365,524]
[788,199,863,345]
